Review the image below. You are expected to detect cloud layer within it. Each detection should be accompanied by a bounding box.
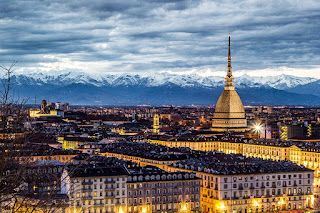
[1,0,320,77]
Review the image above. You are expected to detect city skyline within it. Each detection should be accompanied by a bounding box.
[1,0,320,78]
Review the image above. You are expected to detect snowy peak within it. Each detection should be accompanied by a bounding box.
[9,71,318,89]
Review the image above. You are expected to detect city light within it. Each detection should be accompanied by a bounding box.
[254,125,261,131]
[220,202,225,210]
[141,207,147,213]
[252,123,262,133]
[118,207,125,213]
[180,203,188,212]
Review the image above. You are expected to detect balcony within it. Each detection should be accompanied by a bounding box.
[82,196,93,200]
[105,179,116,184]
[82,181,93,185]
[105,187,116,191]
[82,188,93,192]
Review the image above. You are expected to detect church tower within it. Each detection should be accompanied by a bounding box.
[211,34,247,132]
[153,113,160,134]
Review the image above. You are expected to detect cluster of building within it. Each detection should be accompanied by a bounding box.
[148,135,320,178]
[99,141,315,213]
[61,156,201,213]
[1,35,320,213]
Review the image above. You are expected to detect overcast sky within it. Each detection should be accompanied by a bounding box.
[1,0,320,78]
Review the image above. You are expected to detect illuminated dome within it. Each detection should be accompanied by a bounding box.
[211,34,247,132]
[214,90,245,118]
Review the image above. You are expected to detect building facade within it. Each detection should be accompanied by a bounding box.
[127,171,201,212]
[168,156,314,213]
[149,139,320,178]
[61,162,201,213]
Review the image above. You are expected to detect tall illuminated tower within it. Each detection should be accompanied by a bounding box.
[211,34,247,132]
[153,113,160,134]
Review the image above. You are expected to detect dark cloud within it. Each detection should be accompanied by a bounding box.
[0,0,319,76]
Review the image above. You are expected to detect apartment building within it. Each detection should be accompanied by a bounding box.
[167,152,314,213]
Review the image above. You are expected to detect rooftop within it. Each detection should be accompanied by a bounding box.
[101,141,197,161]
[172,151,312,175]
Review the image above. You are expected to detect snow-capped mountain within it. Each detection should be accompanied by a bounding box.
[11,71,318,89]
[3,71,320,105]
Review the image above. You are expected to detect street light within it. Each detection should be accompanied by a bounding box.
[253,123,262,139]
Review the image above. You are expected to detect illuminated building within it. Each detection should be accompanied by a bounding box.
[59,136,92,150]
[111,123,145,136]
[61,165,129,213]
[153,113,160,134]
[168,153,314,213]
[126,166,201,212]
[100,144,315,213]
[212,35,247,132]
[30,100,64,118]
[148,138,320,178]
[29,109,64,118]
[61,159,201,213]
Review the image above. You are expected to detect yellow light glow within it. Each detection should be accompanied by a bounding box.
[141,207,147,213]
[118,207,125,213]
[251,122,262,134]
[254,124,262,132]
[254,200,259,207]
[279,199,284,205]
[181,203,188,211]
[220,202,225,210]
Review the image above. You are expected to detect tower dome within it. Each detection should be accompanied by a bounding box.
[211,34,247,132]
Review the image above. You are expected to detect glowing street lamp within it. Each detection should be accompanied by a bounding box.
[180,203,189,212]
[252,123,262,139]
[254,125,261,132]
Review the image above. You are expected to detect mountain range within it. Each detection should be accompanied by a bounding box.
[4,71,320,106]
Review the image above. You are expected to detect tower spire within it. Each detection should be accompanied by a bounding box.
[228,33,231,73]
[225,33,234,89]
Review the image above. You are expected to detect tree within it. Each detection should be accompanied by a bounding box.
[0,62,65,213]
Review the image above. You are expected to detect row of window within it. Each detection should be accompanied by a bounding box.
[225,179,309,189]
[128,181,199,188]
[75,190,126,198]
[222,187,311,199]
[128,194,200,204]
[75,198,125,206]
[128,187,199,196]
[74,177,126,183]
[202,173,310,184]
